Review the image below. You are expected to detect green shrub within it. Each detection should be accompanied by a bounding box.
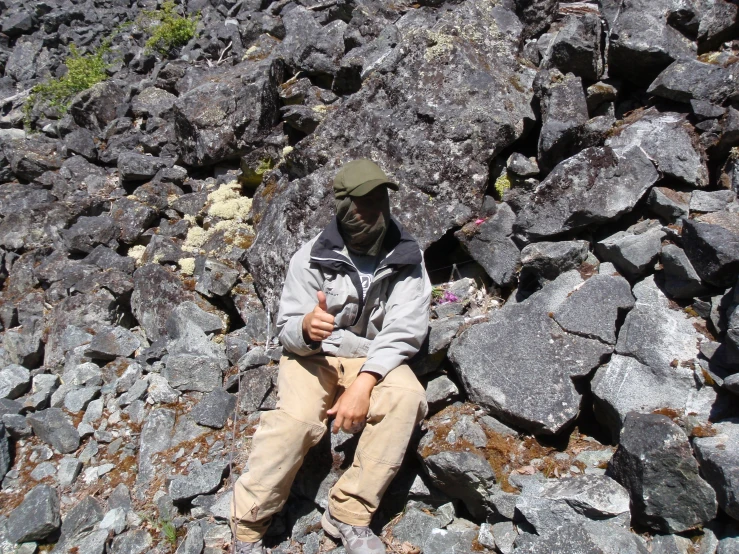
[23,41,110,128]
[142,0,199,56]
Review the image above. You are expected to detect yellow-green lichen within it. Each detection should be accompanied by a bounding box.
[493,173,512,199]
[205,180,253,220]
[127,245,147,265]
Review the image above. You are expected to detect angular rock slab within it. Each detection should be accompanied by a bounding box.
[648,58,739,105]
[449,271,611,434]
[516,521,649,554]
[130,265,195,342]
[608,413,717,533]
[607,0,694,85]
[682,211,739,289]
[247,0,536,309]
[605,109,707,188]
[6,484,61,544]
[454,203,520,288]
[516,475,631,538]
[595,224,666,280]
[27,407,80,454]
[519,239,589,286]
[661,244,709,299]
[168,460,229,502]
[0,423,9,482]
[693,418,739,521]
[553,274,634,344]
[514,146,659,239]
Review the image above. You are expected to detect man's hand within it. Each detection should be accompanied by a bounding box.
[327,372,379,434]
[302,291,335,343]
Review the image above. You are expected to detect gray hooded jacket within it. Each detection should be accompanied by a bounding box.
[276,217,432,378]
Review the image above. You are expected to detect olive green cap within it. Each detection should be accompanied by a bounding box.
[333,159,398,199]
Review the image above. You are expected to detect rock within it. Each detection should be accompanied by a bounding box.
[246,0,536,310]
[119,378,149,407]
[85,246,135,275]
[519,240,589,288]
[697,0,739,53]
[542,13,603,82]
[425,375,460,414]
[109,530,153,554]
[3,413,30,438]
[63,128,97,160]
[110,197,157,244]
[175,523,204,554]
[24,374,60,411]
[609,413,717,533]
[194,257,240,297]
[239,365,278,413]
[173,56,284,167]
[168,301,223,334]
[2,10,35,37]
[411,316,464,377]
[595,223,666,279]
[135,408,175,496]
[455,203,521,288]
[0,364,30,399]
[69,81,126,135]
[61,215,119,254]
[131,87,177,119]
[117,151,174,181]
[86,327,140,361]
[57,496,104,546]
[4,136,64,181]
[0,422,9,481]
[147,374,180,404]
[58,457,82,487]
[131,265,195,342]
[63,386,100,414]
[538,72,589,172]
[693,418,739,521]
[6,484,61,543]
[392,507,444,550]
[553,274,635,344]
[647,59,739,105]
[608,0,694,85]
[169,460,229,502]
[514,146,659,239]
[516,475,631,538]
[27,408,80,454]
[682,211,739,288]
[507,153,539,177]
[690,190,736,213]
[280,7,345,79]
[516,521,649,554]
[661,244,709,299]
[423,518,478,554]
[605,109,708,188]
[191,388,236,429]
[163,354,224,393]
[449,271,611,434]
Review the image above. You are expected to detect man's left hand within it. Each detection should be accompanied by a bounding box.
[327,372,379,434]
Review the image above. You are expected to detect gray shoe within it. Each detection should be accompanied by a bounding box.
[321,510,386,554]
[233,539,266,553]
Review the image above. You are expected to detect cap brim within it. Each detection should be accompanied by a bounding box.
[348,179,399,197]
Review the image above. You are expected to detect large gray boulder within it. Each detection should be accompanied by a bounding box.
[552,274,635,344]
[608,413,717,533]
[537,72,589,172]
[519,239,589,288]
[168,460,229,502]
[595,223,666,280]
[682,211,739,289]
[541,12,603,82]
[280,7,345,79]
[647,58,739,105]
[661,244,709,299]
[449,271,611,434]
[516,521,649,554]
[515,475,631,538]
[693,418,739,521]
[134,408,175,498]
[27,408,80,454]
[607,0,695,85]
[6,484,61,543]
[605,109,708,188]
[173,55,284,167]
[246,0,536,309]
[514,146,659,239]
[454,203,520,288]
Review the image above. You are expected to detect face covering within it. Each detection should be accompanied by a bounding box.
[335,187,391,257]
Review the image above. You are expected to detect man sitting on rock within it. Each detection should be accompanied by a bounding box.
[231,159,431,554]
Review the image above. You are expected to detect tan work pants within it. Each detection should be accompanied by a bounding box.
[230,354,428,542]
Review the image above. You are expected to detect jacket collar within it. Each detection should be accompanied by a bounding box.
[310,216,422,270]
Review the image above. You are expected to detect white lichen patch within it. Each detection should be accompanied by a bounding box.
[127,245,146,265]
[282,145,294,157]
[178,257,195,275]
[424,31,455,62]
[311,105,328,113]
[182,219,254,254]
[206,180,252,221]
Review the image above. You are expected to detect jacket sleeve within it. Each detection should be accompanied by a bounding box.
[276,245,324,356]
[360,261,432,378]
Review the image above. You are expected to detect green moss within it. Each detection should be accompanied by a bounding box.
[142,0,199,56]
[493,173,512,200]
[23,41,110,129]
[240,156,274,188]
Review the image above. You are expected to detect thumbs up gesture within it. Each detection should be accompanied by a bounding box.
[302,291,336,342]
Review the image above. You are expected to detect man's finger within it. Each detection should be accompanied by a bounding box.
[312,320,334,332]
[317,290,328,312]
[332,413,344,434]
